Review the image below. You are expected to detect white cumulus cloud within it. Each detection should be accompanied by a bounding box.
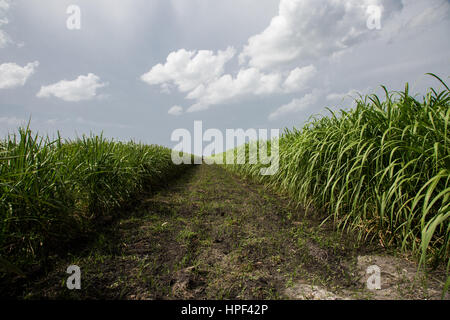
[186,67,282,112]
[0,61,39,89]
[283,65,317,93]
[239,0,402,70]
[186,65,316,112]
[269,90,321,120]
[142,45,319,113]
[326,89,360,101]
[141,0,446,116]
[141,47,236,93]
[168,105,183,116]
[37,73,108,102]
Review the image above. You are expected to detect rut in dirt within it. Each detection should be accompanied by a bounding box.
[24,164,363,299]
[23,164,448,300]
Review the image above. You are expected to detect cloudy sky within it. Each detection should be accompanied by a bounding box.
[1,0,449,151]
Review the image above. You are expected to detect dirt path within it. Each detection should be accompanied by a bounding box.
[21,165,448,300]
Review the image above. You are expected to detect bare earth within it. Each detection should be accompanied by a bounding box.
[17,165,449,300]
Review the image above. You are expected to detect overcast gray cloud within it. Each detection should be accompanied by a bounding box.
[0,0,449,149]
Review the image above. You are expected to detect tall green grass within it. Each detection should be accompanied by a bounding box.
[0,128,192,274]
[223,75,449,270]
